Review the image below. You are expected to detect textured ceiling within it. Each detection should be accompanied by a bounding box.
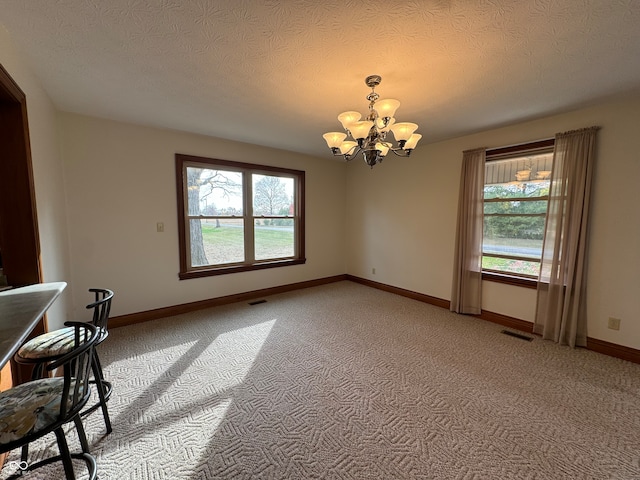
[2,0,640,158]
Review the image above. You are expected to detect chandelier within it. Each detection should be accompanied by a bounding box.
[323,75,421,168]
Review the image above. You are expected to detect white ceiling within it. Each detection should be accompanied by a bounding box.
[2,0,640,158]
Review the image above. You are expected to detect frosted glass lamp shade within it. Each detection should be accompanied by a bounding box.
[390,122,418,141]
[375,143,390,156]
[339,141,358,154]
[349,120,374,140]
[375,99,400,119]
[338,111,362,130]
[403,133,422,150]
[323,132,347,148]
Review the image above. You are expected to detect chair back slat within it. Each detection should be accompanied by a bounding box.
[87,288,114,334]
[47,322,98,420]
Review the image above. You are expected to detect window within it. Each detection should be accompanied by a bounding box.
[482,140,554,284]
[176,154,305,279]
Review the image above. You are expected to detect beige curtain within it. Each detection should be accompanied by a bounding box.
[451,148,486,314]
[534,127,600,347]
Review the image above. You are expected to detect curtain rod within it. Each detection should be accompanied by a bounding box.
[486,138,555,158]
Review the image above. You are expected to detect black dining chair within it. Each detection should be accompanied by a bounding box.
[0,322,99,479]
[15,288,114,434]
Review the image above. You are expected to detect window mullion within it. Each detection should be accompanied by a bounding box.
[484,213,547,218]
[484,196,549,203]
[483,252,541,263]
[244,171,255,264]
[291,181,298,258]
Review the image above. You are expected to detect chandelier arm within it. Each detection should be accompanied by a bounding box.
[345,145,363,161]
[330,144,362,162]
[374,116,391,129]
[388,147,413,158]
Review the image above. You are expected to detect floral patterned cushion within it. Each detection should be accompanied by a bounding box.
[17,326,77,359]
[0,377,81,445]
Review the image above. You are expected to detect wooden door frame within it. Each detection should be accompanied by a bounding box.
[0,63,44,385]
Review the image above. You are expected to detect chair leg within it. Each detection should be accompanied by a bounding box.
[54,427,76,480]
[73,415,91,454]
[92,349,105,382]
[93,351,113,402]
[73,415,98,480]
[91,353,113,434]
[20,442,29,466]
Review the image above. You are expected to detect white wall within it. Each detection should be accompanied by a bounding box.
[58,113,346,318]
[346,94,640,349]
[0,27,73,330]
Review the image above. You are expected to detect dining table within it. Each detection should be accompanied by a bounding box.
[0,281,67,375]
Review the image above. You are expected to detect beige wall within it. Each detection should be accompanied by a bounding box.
[0,27,73,330]
[58,113,346,318]
[346,94,640,349]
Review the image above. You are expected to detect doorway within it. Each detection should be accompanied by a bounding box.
[0,63,44,385]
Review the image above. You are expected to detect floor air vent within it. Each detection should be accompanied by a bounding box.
[501,330,533,342]
[248,299,267,305]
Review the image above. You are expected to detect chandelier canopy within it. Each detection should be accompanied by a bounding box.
[323,75,421,168]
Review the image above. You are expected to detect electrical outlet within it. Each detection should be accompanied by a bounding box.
[157,222,164,233]
[608,317,621,331]
[372,268,376,275]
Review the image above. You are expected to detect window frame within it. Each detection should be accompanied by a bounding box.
[175,154,305,280]
[482,139,554,288]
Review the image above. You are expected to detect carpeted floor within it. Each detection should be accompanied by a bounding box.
[3,281,640,479]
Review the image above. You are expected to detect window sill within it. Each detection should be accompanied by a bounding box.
[482,271,537,289]
[179,258,306,280]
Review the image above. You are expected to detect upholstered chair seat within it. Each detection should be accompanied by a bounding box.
[0,378,82,444]
[17,327,76,360]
